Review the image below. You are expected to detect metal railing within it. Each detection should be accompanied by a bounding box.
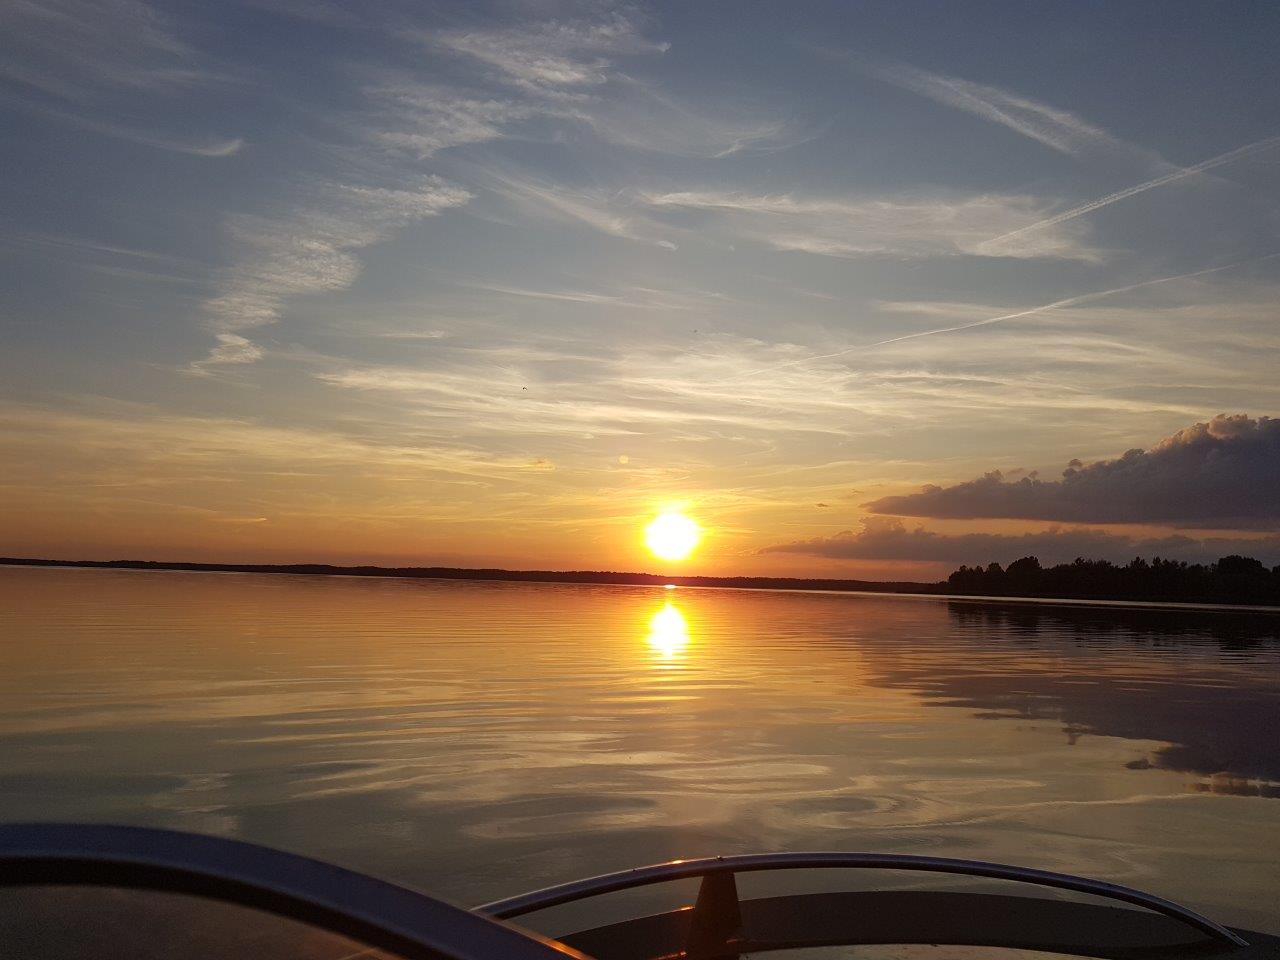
[477,850,1248,948]
[0,824,1260,960]
[0,823,586,960]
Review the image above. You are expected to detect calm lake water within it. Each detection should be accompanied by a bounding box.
[2,565,1279,945]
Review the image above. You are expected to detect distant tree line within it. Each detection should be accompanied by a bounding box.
[946,555,1280,605]
[0,557,935,595]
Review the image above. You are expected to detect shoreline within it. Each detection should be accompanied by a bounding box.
[0,555,936,595]
[4,556,1279,612]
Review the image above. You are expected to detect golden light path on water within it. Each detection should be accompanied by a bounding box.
[646,600,690,660]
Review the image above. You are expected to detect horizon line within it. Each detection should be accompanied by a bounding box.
[0,555,934,590]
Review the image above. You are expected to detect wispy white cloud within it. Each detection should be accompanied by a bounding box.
[642,190,1100,261]
[432,13,668,95]
[117,132,242,157]
[560,75,795,159]
[369,75,789,164]
[306,327,896,450]
[487,171,638,239]
[313,303,1247,454]
[465,281,728,311]
[1,231,196,267]
[859,292,1280,424]
[418,12,792,159]
[182,7,796,370]
[316,355,857,441]
[2,95,244,155]
[865,254,1280,348]
[193,177,472,370]
[370,83,535,157]
[467,284,633,306]
[1,1,242,157]
[307,305,1264,463]
[2,230,210,289]
[0,0,203,100]
[0,400,557,483]
[861,58,1157,164]
[307,269,1280,445]
[703,273,1280,441]
[194,334,264,370]
[728,255,1280,386]
[480,168,675,247]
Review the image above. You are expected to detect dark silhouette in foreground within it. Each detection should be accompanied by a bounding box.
[948,554,1280,606]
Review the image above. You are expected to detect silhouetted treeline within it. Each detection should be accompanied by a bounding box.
[0,557,936,595]
[946,555,1280,605]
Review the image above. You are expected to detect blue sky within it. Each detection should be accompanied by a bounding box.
[2,0,1279,575]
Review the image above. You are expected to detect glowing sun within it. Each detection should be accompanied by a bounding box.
[645,510,701,562]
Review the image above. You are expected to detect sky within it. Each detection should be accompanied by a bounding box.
[2,0,1279,579]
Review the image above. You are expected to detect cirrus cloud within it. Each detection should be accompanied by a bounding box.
[192,176,472,371]
[641,190,1102,262]
[431,13,668,95]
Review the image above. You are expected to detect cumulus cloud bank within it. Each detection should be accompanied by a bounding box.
[765,517,1280,566]
[865,415,1280,528]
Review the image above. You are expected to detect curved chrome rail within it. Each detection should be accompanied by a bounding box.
[1,825,1264,960]
[0,823,586,960]
[477,851,1248,948]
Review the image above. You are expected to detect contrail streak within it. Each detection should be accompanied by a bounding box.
[982,134,1280,248]
[735,252,1278,382]
[867,252,1280,349]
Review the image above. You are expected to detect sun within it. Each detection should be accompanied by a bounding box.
[645,510,701,562]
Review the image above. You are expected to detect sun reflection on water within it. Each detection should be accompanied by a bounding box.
[646,601,690,660]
